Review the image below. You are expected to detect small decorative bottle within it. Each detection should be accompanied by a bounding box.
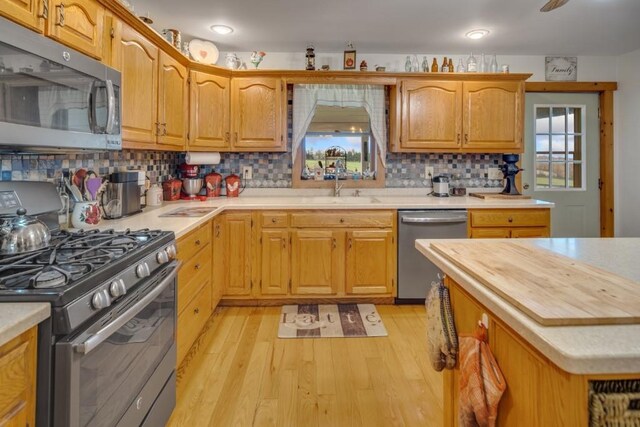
[431,58,439,72]
[411,55,420,72]
[489,54,498,73]
[456,58,466,72]
[305,45,316,71]
[421,56,429,72]
[405,56,412,72]
[448,58,454,73]
[441,56,449,72]
[479,53,487,72]
[467,53,477,72]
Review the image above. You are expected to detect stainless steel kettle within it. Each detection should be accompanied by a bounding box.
[0,208,51,254]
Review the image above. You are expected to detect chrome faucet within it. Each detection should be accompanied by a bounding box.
[334,172,343,197]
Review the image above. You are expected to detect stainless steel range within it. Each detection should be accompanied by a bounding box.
[0,182,178,427]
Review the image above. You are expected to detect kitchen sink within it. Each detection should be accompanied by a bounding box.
[294,196,380,204]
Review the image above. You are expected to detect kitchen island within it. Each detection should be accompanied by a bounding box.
[416,238,640,426]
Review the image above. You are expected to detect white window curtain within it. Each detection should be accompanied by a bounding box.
[292,84,387,166]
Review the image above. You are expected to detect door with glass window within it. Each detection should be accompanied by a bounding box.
[523,93,600,237]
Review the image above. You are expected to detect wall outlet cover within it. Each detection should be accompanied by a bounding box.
[488,167,502,180]
[425,166,434,179]
[242,165,253,180]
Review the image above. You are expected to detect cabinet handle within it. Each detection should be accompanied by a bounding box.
[161,123,167,136]
[224,132,230,143]
[155,122,161,136]
[195,239,201,245]
[332,238,337,249]
[464,134,469,143]
[348,238,352,250]
[56,3,65,27]
[457,133,461,143]
[508,216,513,223]
[195,263,201,270]
[282,238,286,249]
[194,307,200,315]
[234,132,238,143]
[215,225,220,238]
[39,0,49,19]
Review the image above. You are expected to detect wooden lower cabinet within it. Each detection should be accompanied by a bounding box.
[290,230,343,295]
[260,229,290,295]
[216,212,252,297]
[345,230,395,295]
[176,281,211,364]
[468,208,550,238]
[0,327,37,427]
[443,276,633,427]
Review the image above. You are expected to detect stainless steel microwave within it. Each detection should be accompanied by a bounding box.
[0,16,121,152]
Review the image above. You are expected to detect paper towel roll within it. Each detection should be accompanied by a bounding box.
[185,152,221,165]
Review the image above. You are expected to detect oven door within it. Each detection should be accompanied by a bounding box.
[54,262,177,427]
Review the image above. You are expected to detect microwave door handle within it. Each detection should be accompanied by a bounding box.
[87,80,97,133]
[73,261,179,355]
[105,79,116,134]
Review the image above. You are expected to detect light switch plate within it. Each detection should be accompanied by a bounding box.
[488,167,502,180]
[425,166,434,179]
[242,165,253,180]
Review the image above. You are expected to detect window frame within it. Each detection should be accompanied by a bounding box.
[532,104,587,192]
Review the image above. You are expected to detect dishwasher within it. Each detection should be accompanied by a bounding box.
[397,210,468,302]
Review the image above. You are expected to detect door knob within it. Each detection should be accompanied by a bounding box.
[523,184,530,190]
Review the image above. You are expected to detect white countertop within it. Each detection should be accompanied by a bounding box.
[0,303,50,346]
[101,195,553,238]
[416,238,640,375]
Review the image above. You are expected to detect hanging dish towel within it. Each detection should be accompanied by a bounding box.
[426,280,458,371]
[459,325,507,427]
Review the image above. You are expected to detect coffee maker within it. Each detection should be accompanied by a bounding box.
[101,172,141,219]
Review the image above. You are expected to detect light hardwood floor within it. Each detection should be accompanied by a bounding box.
[168,305,443,427]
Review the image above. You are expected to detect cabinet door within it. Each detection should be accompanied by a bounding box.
[47,0,104,59]
[220,213,252,296]
[189,71,231,149]
[112,23,158,146]
[212,217,224,305]
[469,228,511,239]
[260,229,290,295]
[345,230,394,295]
[291,230,342,295]
[400,80,462,150]
[0,0,46,33]
[0,327,37,427]
[157,51,187,148]
[511,227,550,238]
[462,81,523,151]
[231,77,286,151]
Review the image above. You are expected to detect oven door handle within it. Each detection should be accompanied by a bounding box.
[73,261,179,355]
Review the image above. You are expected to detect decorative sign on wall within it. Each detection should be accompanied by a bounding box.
[545,56,577,81]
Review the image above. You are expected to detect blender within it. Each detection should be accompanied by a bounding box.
[179,163,202,199]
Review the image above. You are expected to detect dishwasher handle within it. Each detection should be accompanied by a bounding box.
[401,216,467,224]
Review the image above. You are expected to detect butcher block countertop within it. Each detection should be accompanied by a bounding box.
[102,193,552,239]
[416,238,640,374]
[0,303,50,347]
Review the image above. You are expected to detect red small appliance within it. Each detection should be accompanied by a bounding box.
[179,163,199,178]
[224,173,241,197]
[204,171,222,197]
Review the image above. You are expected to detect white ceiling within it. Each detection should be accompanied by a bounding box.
[133,0,640,56]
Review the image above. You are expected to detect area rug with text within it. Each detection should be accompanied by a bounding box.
[278,304,388,338]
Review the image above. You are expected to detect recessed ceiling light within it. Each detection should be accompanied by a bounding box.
[465,29,490,40]
[210,25,234,35]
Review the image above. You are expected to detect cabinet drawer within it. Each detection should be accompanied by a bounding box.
[178,248,212,314]
[511,227,550,238]
[177,221,212,261]
[260,211,289,228]
[291,211,394,228]
[469,209,549,228]
[469,228,511,239]
[177,281,211,365]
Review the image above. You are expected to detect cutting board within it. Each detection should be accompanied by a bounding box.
[430,241,640,326]
[469,192,531,199]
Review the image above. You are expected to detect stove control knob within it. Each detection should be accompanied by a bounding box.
[156,250,169,264]
[165,244,177,260]
[136,262,150,278]
[92,290,110,310]
[109,279,127,298]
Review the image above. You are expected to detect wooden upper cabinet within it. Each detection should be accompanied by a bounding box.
[231,77,286,151]
[157,51,187,148]
[400,80,462,150]
[462,81,523,151]
[345,230,394,295]
[291,230,342,295]
[189,71,231,150]
[46,0,104,59]
[112,22,158,146]
[0,0,46,32]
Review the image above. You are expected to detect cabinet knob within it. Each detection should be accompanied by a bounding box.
[194,308,200,314]
[195,263,201,270]
[271,218,277,223]
[339,218,345,223]
[508,216,513,223]
[523,184,530,190]
[195,239,201,245]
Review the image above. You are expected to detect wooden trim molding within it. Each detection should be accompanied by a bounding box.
[526,82,617,237]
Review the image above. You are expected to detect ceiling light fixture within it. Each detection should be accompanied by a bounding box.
[210,25,234,35]
[465,29,490,40]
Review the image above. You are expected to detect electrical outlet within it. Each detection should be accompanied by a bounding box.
[488,167,502,180]
[425,166,434,179]
[242,165,253,180]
